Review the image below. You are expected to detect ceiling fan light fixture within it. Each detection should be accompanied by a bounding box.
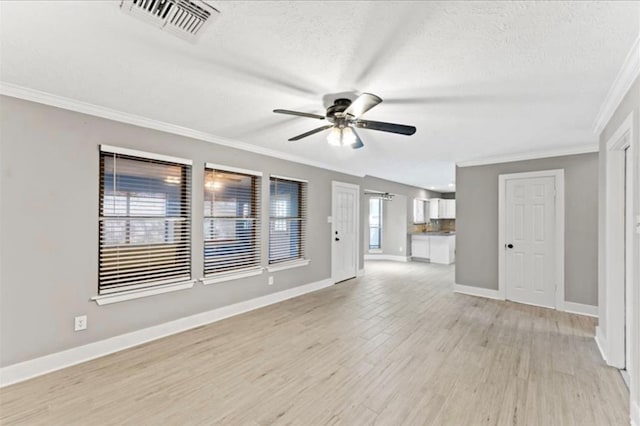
[327,126,357,147]
[341,127,357,146]
[327,127,343,146]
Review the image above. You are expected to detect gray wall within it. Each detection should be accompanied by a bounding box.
[0,96,430,366]
[382,195,408,256]
[455,152,599,305]
[597,75,639,342]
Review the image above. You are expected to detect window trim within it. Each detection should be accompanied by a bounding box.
[266,258,310,273]
[200,266,264,286]
[92,280,196,305]
[100,144,192,165]
[270,174,308,183]
[205,162,262,177]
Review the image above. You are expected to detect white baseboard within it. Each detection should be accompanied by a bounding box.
[631,400,639,426]
[594,326,608,363]
[0,278,333,388]
[364,254,410,262]
[453,283,504,300]
[563,301,599,318]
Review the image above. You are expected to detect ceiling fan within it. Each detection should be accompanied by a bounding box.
[273,93,417,149]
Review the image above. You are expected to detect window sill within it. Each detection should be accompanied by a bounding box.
[267,259,310,273]
[201,268,264,285]
[368,249,383,254]
[92,280,196,305]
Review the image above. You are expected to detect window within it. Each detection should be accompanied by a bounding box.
[204,165,262,275]
[99,147,192,295]
[413,198,427,224]
[269,176,307,264]
[369,198,382,250]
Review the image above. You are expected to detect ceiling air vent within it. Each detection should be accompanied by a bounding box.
[120,0,220,42]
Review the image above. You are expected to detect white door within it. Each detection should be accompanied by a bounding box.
[505,176,556,308]
[332,182,359,283]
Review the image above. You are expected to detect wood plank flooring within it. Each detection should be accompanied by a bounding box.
[0,261,629,425]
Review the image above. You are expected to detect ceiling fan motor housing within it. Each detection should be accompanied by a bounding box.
[326,98,353,127]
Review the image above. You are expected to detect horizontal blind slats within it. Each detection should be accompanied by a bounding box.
[268,177,306,264]
[99,151,192,294]
[204,167,261,276]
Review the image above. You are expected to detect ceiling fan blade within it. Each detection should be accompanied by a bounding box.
[350,128,364,149]
[354,119,416,136]
[343,93,382,118]
[288,125,334,141]
[273,109,325,120]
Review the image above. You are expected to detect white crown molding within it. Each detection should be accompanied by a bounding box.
[0,82,364,179]
[0,277,333,387]
[456,143,598,168]
[593,36,640,136]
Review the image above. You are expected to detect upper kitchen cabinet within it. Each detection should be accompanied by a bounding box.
[443,199,456,219]
[429,199,456,219]
[413,199,427,224]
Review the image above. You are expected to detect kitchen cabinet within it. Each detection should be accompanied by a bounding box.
[411,234,455,264]
[429,199,441,219]
[413,199,427,224]
[441,200,456,219]
[411,235,430,259]
[429,235,456,264]
[429,199,455,219]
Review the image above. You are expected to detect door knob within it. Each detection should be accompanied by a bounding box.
[507,243,514,249]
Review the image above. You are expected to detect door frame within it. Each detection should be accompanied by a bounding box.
[498,169,565,309]
[598,112,634,371]
[331,181,360,284]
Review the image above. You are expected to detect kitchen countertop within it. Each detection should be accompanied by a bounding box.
[410,232,456,236]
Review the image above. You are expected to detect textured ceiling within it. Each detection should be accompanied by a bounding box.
[1,1,638,191]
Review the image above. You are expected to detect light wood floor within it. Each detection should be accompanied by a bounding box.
[0,261,629,425]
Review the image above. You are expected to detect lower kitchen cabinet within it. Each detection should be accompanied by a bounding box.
[411,235,430,259]
[410,234,455,264]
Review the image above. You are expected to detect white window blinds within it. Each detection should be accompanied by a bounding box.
[269,176,307,264]
[204,165,262,275]
[99,148,192,294]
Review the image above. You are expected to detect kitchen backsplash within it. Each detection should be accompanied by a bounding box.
[410,219,456,233]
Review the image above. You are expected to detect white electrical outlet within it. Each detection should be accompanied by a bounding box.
[399,247,403,252]
[268,276,274,285]
[74,315,87,331]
